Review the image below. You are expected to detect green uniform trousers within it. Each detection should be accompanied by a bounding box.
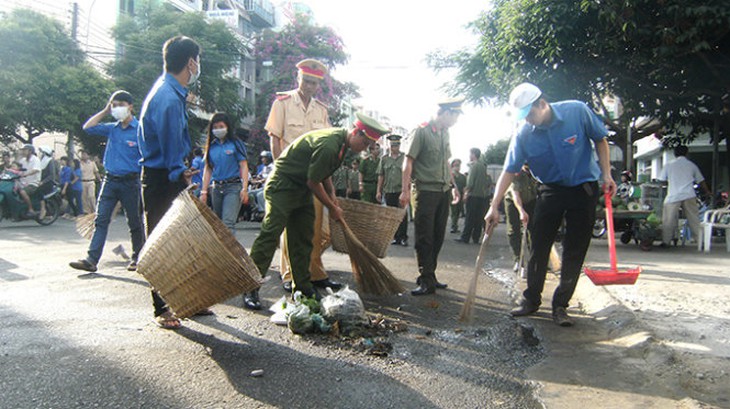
[361,182,378,204]
[249,180,315,293]
[505,196,535,263]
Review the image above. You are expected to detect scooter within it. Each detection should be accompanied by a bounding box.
[0,171,62,225]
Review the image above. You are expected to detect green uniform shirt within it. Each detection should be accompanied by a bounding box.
[332,165,348,190]
[347,168,360,192]
[466,159,492,198]
[407,121,451,192]
[452,171,466,195]
[377,152,404,194]
[359,156,379,183]
[270,127,347,187]
[506,170,538,204]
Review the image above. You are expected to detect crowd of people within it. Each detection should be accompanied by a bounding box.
[5,34,717,333]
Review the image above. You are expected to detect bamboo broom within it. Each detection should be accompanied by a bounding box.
[459,221,496,322]
[339,219,404,296]
[75,204,122,240]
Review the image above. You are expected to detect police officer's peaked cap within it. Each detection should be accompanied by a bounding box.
[438,97,465,113]
[509,83,542,120]
[386,134,402,142]
[354,112,390,141]
[296,59,328,80]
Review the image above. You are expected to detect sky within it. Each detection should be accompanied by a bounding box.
[299,0,516,161]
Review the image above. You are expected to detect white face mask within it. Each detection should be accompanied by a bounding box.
[212,128,227,139]
[188,59,201,86]
[111,106,129,121]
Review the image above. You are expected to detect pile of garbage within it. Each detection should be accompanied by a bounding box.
[270,286,368,335]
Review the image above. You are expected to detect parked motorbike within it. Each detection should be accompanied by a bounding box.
[0,171,62,225]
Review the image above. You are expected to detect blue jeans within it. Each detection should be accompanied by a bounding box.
[211,181,242,232]
[86,176,145,265]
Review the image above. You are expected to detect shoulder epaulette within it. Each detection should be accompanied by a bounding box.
[314,99,329,109]
[419,122,429,128]
[276,93,292,101]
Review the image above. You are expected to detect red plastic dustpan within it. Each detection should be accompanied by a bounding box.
[584,192,642,285]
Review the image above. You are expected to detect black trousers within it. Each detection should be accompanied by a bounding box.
[141,167,187,316]
[385,192,408,241]
[347,191,360,200]
[335,189,347,198]
[414,190,450,285]
[460,196,489,243]
[524,182,599,309]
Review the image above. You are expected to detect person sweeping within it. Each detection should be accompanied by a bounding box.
[244,113,390,309]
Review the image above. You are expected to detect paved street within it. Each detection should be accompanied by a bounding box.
[1,216,728,408]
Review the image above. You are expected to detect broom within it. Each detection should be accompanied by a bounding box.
[459,221,496,322]
[339,219,404,295]
[75,204,121,240]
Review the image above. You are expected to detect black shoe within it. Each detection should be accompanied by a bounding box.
[69,259,97,272]
[312,278,342,290]
[399,239,408,247]
[417,276,447,289]
[243,290,261,310]
[450,228,460,234]
[658,242,670,249]
[391,239,400,245]
[282,281,293,293]
[510,299,540,316]
[552,307,574,327]
[411,284,435,296]
[298,286,322,301]
[126,260,137,272]
[24,210,38,219]
[454,237,467,243]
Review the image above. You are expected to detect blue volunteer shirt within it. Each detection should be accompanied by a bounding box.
[138,73,192,182]
[190,155,204,186]
[84,118,141,176]
[504,100,608,187]
[59,166,73,185]
[207,138,247,181]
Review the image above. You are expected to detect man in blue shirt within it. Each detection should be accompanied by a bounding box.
[190,147,204,197]
[485,83,616,327]
[138,36,200,330]
[69,90,144,274]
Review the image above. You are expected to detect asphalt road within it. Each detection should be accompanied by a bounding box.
[0,216,545,409]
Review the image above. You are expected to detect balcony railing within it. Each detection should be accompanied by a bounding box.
[233,0,274,27]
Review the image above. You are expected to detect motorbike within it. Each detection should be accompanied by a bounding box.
[0,171,62,226]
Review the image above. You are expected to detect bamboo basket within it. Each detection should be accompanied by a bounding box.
[329,198,407,258]
[137,190,261,318]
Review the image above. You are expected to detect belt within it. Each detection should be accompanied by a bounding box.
[213,177,241,185]
[106,173,139,182]
[82,179,95,182]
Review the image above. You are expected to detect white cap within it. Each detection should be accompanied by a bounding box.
[509,83,542,120]
[38,146,53,156]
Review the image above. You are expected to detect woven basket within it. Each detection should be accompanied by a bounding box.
[329,198,406,258]
[137,190,261,318]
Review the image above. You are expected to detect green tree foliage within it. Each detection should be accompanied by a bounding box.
[110,1,247,144]
[0,9,112,151]
[429,0,730,149]
[252,15,359,156]
[482,138,511,165]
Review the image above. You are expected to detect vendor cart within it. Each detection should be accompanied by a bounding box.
[595,209,659,250]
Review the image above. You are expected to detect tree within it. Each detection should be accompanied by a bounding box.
[482,138,511,165]
[110,1,247,145]
[0,9,112,151]
[428,0,730,167]
[251,15,359,156]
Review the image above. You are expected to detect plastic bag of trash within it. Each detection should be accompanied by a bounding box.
[287,303,313,334]
[311,313,331,333]
[269,296,293,326]
[321,286,368,329]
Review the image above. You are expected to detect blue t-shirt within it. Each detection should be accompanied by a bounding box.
[190,155,204,186]
[206,138,247,181]
[71,168,83,192]
[59,166,73,185]
[138,73,191,182]
[504,100,608,187]
[84,118,141,176]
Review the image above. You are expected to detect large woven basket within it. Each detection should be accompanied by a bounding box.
[137,190,261,318]
[329,198,406,258]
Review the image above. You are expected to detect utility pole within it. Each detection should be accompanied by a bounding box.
[67,2,79,160]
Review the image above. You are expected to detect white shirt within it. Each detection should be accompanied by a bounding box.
[658,156,704,203]
[19,155,42,187]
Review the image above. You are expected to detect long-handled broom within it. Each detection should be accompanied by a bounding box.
[339,219,404,295]
[75,204,121,240]
[459,221,496,322]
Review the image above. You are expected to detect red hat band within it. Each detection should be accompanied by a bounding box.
[299,66,325,79]
[354,120,381,141]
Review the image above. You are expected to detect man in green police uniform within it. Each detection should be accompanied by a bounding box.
[359,143,381,203]
[449,159,467,233]
[400,97,464,295]
[377,134,408,246]
[245,113,390,307]
[456,148,492,244]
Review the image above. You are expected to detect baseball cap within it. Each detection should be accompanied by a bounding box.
[509,83,542,120]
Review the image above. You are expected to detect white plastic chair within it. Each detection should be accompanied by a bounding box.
[698,204,730,252]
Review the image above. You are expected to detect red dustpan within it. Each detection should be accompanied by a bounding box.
[584,192,642,285]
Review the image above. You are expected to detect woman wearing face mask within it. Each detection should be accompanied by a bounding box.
[200,112,249,233]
